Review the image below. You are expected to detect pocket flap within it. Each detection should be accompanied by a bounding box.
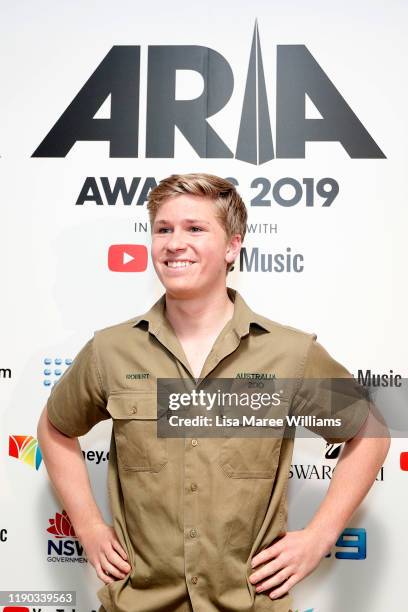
[107,394,159,420]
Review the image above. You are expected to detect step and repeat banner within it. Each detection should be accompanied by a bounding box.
[1,1,407,611]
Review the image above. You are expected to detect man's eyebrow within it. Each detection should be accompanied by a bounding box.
[154,218,210,225]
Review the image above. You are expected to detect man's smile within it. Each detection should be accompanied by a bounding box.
[164,259,197,270]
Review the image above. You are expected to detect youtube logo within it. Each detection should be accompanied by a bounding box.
[108,244,148,272]
[400,452,408,471]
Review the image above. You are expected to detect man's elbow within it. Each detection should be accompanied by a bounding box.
[345,411,391,463]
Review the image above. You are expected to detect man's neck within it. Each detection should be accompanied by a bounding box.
[164,287,234,340]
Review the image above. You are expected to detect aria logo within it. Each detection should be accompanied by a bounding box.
[9,435,43,470]
[33,21,384,163]
[47,509,86,561]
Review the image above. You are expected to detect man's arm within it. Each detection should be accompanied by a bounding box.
[37,406,131,584]
[249,410,390,599]
[304,410,390,547]
[37,406,105,532]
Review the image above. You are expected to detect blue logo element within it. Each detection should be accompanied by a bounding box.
[324,527,367,560]
[43,357,72,387]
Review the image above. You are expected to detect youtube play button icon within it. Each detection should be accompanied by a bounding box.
[108,244,148,272]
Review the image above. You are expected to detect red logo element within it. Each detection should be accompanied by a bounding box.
[108,244,148,272]
[9,435,34,458]
[3,608,29,611]
[47,509,77,539]
[400,452,408,471]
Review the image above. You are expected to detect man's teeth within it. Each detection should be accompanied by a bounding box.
[167,261,194,268]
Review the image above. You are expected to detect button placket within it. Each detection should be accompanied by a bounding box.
[184,435,201,605]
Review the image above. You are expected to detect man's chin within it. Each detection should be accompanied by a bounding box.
[162,279,204,299]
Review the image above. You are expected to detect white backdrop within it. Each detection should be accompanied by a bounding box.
[1,1,407,611]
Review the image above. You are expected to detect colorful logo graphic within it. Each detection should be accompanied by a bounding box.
[400,452,408,471]
[3,608,29,611]
[47,509,77,539]
[9,436,42,470]
[108,244,148,272]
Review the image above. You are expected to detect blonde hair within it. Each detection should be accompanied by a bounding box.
[147,173,247,273]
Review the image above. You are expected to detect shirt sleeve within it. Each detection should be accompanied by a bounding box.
[290,336,371,443]
[46,336,110,437]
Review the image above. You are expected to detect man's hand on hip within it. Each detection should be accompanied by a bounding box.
[249,529,328,600]
[78,522,132,584]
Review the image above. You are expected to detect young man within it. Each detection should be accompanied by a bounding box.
[37,173,389,612]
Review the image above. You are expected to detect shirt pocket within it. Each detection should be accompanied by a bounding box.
[218,437,283,478]
[217,401,287,479]
[106,392,168,472]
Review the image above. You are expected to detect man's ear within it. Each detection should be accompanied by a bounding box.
[225,234,242,265]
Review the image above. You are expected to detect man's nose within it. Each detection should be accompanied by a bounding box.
[165,228,187,251]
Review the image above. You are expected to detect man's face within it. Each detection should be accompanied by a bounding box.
[151,194,240,298]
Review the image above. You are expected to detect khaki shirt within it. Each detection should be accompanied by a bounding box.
[46,287,370,612]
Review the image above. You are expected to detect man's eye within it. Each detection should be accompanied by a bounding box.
[157,226,202,233]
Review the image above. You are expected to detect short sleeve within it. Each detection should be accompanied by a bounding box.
[46,336,110,437]
[290,336,371,443]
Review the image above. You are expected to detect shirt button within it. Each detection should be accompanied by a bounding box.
[191,576,198,584]
[191,439,198,446]
[131,406,138,414]
[190,483,198,492]
[189,528,198,538]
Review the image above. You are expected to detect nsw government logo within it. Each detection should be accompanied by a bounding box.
[46,509,87,563]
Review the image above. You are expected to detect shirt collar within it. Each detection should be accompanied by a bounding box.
[132,286,272,338]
